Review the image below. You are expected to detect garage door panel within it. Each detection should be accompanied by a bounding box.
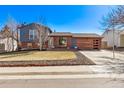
[120,35,124,47]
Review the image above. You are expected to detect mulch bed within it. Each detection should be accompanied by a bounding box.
[0,52,95,67]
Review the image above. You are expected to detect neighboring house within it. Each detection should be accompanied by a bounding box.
[0,25,17,52]
[102,30,124,48]
[18,23,52,50]
[49,32,102,49]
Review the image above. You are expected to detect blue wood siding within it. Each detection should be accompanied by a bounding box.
[20,29,33,42]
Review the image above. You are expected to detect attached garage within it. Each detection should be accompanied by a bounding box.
[49,32,102,50]
[72,33,102,49]
[72,38,101,49]
[75,38,93,49]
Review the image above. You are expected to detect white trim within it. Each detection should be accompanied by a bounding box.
[29,30,35,40]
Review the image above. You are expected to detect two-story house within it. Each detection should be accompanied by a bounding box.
[18,23,52,50]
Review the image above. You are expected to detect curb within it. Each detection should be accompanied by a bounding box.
[0,74,123,80]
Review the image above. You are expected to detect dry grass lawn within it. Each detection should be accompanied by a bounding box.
[0,51,76,61]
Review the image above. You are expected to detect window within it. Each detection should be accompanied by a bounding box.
[18,29,20,42]
[29,30,35,40]
[93,39,99,49]
[59,37,67,46]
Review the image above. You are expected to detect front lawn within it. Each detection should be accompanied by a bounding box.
[0,51,76,61]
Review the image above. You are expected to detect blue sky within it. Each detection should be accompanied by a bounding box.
[0,5,115,35]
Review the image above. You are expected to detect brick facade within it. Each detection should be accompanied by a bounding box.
[20,42,39,49]
[76,38,101,49]
[51,36,102,49]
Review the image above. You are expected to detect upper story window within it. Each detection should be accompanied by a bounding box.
[18,29,20,42]
[45,28,50,35]
[29,30,35,40]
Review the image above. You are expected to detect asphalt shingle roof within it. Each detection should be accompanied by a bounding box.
[72,33,101,37]
[49,32,101,38]
[49,32,72,36]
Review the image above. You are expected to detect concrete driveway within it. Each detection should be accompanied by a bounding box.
[80,50,124,74]
[80,50,124,65]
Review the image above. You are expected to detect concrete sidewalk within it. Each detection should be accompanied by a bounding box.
[0,66,123,87]
[0,66,93,74]
[0,73,123,80]
[0,65,124,80]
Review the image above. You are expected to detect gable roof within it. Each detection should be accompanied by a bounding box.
[18,23,52,33]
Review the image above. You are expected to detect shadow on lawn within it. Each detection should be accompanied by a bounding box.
[0,51,34,59]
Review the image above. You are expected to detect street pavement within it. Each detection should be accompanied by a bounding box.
[0,65,124,87]
[0,78,124,88]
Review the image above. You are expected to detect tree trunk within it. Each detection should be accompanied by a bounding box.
[112,24,115,60]
[7,37,9,52]
[17,29,19,51]
[12,31,14,51]
[39,31,42,51]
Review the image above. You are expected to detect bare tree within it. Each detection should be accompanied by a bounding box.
[100,8,118,59]
[36,25,49,50]
[1,25,12,52]
[100,8,118,30]
[37,16,47,25]
[100,6,124,59]
[115,6,124,29]
[101,6,124,30]
[36,16,49,50]
[6,15,18,51]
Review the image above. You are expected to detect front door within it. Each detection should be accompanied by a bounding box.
[71,38,77,48]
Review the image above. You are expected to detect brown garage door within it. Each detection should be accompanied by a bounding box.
[120,35,124,47]
[76,38,93,49]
